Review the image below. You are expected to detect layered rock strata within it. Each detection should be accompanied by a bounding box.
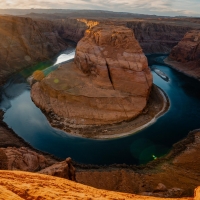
[0,15,68,84]
[165,30,200,79]
[0,146,76,181]
[0,170,198,200]
[31,25,152,128]
[28,14,194,54]
[76,130,200,197]
[126,21,191,54]
[53,18,88,42]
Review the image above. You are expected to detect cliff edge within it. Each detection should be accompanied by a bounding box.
[165,30,200,80]
[31,25,153,130]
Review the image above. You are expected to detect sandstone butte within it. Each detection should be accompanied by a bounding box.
[0,170,199,200]
[31,25,152,128]
[165,30,200,79]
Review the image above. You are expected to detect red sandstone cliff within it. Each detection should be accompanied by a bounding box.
[0,15,69,84]
[126,21,191,54]
[165,30,200,79]
[31,25,152,129]
[25,13,195,54]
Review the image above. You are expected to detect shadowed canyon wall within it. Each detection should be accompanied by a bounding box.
[0,14,198,86]
[0,15,69,84]
[126,21,192,54]
[165,30,200,79]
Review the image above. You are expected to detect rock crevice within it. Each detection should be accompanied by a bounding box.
[31,25,152,128]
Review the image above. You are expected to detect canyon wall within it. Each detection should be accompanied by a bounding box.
[0,146,76,180]
[76,130,200,197]
[31,25,152,129]
[165,30,200,79]
[23,13,197,54]
[52,18,88,42]
[0,15,69,84]
[0,14,196,86]
[126,21,191,54]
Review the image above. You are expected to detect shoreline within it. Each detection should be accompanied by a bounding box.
[0,110,61,162]
[43,84,169,139]
[83,86,169,139]
[164,57,200,81]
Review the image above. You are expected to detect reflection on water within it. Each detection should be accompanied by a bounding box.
[43,48,75,76]
[1,53,200,165]
[0,75,30,111]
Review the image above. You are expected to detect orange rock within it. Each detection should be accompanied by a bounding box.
[169,30,200,64]
[32,70,45,81]
[0,171,196,200]
[166,30,200,79]
[31,25,152,127]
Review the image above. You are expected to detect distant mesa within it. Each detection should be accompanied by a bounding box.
[31,25,153,131]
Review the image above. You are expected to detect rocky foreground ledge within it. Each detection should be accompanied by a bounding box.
[30,25,169,138]
[0,170,198,200]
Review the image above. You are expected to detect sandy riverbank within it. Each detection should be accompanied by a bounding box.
[164,58,200,81]
[44,84,169,139]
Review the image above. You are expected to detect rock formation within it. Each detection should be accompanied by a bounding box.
[31,25,152,128]
[25,13,196,54]
[53,18,88,42]
[0,170,199,200]
[165,30,200,79]
[39,157,76,181]
[0,14,196,87]
[0,147,55,172]
[0,147,76,181]
[127,21,191,54]
[0,15,68,84]
[76,130,200,197]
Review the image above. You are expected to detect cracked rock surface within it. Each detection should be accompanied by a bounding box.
[31,25,152,127]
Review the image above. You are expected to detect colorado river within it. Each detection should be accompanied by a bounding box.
[1,50,200,165]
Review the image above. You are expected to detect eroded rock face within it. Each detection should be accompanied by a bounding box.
[169,30,200,63]
[0,15,68,84]
[31,25,152,127]
[39,157,76,181]
[127,21,191,54]
[0,147,76,180]
[166,30,200,79]
[74,25,152,96]
[1,171,196,200]
[0,147,55,172]
[53,18,88,42]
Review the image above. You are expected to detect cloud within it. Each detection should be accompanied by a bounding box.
[1,0,200,17]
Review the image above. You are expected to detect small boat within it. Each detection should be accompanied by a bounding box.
[152,67,169,82]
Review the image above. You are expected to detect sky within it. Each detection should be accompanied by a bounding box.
[1,0,200,17]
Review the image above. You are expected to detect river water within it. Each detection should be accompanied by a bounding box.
[1,50,200,165]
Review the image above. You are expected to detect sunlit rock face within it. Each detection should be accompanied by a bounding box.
[75,25,152,96]
[2,171,198,200]
[126,21,191,54]
[31,25,152,127]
